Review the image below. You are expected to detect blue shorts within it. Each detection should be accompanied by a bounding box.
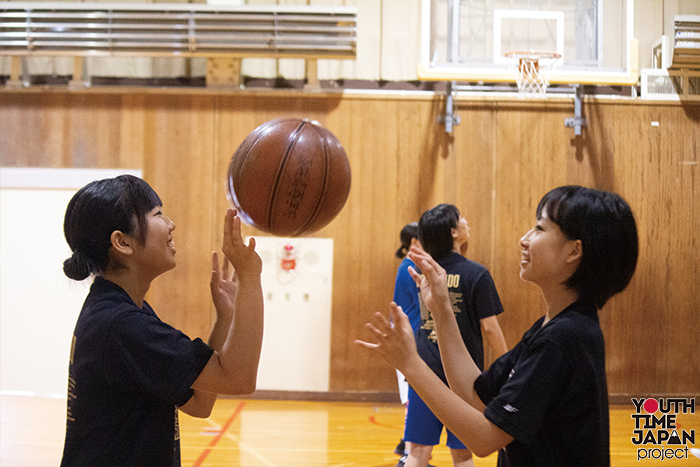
[403,386,467,449]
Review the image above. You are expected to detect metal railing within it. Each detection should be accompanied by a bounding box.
[0,2,356,57]
[0,2,357,87]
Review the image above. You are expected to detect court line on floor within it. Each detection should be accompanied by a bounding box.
[192,400,246,467]
[221,431,277,467]
[368,415,402,431]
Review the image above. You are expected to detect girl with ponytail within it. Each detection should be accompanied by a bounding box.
[60,175,264,467]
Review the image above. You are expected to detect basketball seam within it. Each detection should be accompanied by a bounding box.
[295,126,330,236]
[229,132,260,226]
[268,119,304,230]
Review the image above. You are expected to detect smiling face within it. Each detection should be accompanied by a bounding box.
[519,210,580,290]
[130,206,177,278]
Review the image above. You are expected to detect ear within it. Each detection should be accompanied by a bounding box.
[565,239,583,265]
[110,230,134,256]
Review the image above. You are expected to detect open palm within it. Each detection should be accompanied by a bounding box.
[407,246,450,315]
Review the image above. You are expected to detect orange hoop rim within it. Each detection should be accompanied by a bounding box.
[504,50,561,97]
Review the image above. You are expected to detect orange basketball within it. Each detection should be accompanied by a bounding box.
[226,118,351,237]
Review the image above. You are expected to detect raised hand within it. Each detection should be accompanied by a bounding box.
[407,245,451,318]
[222,209,262,279]
[354,302,421,374]
[210,251,237,322]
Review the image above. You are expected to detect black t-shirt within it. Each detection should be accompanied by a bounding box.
[61,277,214,467]
[416,252,504,380]
[474,301,610,467]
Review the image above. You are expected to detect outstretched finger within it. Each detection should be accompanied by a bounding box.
[407,265,423,285]
[221,254,231,280]
[389,302,409,325]
[354,339,379,351]
[230,210,244,245]
[416,255,444,285]
[370,310,393,333]
[407,245,430,263]
[223,209,234,248]
[212,251,220,275]
[364,321,386,338]
[418,256,436,275]
[210,251,221,294]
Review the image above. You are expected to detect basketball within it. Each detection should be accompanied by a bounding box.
[226,118,352,237]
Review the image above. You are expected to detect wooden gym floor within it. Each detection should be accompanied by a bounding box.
[2,395,699,467]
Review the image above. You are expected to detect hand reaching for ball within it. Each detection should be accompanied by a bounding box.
[222,208,262,280]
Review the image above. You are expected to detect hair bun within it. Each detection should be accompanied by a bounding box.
[395,245,408,259]
[63,251,93,281]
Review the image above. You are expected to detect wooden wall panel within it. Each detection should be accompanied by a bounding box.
[595,104,656,395]
[487,103,573,350]
[451,104,496,269]
[1,89,697,398]
[0,94,62,167]
[140,95,218,341]
[600,103,700,396]
[0,93,132,168]
[322,96,448,391]
[331,97,401,390]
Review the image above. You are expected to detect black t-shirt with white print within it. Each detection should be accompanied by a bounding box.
[61,277,214,467]
[474,301,610,467]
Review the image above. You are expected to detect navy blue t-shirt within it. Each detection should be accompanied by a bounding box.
[474,301,610,466]
[416,252,503,380]
[61,277,214,467]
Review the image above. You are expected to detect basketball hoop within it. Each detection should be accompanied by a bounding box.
[505,50,561,98]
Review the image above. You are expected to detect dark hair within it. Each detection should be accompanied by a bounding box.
[418,204,460,260]
[396,222,419,258]
[63,175,162,281]
[537,185,639,308]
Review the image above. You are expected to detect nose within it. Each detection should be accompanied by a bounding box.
[520,229,532,248]
[164,214,175,231]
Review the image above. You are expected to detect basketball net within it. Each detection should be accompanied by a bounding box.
[505,51,561,98]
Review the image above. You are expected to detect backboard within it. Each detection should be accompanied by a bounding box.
[419,0,638,86]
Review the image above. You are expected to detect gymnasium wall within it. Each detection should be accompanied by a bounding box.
[0,89,698,400]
